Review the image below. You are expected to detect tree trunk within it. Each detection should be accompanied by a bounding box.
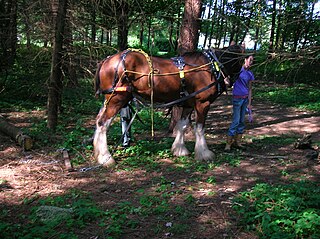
[229,0,241,45]
[302,0,315,48]
[275,0,283,50]
[168,18,175,51]
[147,18,152,49]
[203,0,214,48]
[240,2,256,44]
[217,0,226,47]
[254,0,263,52]
[207,0,218,48]
[139,20,144,47]
[0,0,17,73]
[268,0,277,53]
[64,9,78,87]
[117,1,129,50]
[178,0,202,54]
[292,1,305,52]
[91,6,96,43]
[0,116,33,150]
[169,0,203,133]
[253,26,260,52]
[47,0,68,130]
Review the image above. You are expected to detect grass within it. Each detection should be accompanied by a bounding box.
[232,180,320,239]
[255,83,320,113]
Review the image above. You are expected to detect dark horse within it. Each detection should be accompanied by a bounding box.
[93,44,245,166]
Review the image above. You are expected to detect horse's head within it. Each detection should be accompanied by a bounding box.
[215,44,246,86]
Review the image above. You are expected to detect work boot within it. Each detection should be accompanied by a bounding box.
[224,135,234,151]
[234,134,245,149]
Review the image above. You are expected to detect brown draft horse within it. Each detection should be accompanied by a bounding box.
[93,44,245,166]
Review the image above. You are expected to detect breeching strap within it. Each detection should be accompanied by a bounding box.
[127,48,156,137]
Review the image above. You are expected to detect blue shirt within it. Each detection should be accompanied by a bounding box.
[232,66,255,96]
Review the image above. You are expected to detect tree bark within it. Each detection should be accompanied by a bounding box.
[0,0,17,73]
[275,0,283,50]
[203,0,214,48]
[302,0,315,48]
[169,0,203,133]
[0,116,33,150]
[91,6,96,43]
[178,0,202,54]
[117,0,129,50]
[47,0,68,130]
[64,8,78,87]
[229,0,241,45]
[268,0,277,53]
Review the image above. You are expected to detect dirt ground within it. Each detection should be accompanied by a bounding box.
[1,92,320,239]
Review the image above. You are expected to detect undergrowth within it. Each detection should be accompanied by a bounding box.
[232,180,320,239]
[255,83,320,113]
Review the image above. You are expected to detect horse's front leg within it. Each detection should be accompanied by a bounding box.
[194,102,215,161]
[93,108,116,167]
[171,107,192,157]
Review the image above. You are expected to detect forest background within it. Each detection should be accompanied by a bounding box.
[1,0,319,123]
[0,1,320,238]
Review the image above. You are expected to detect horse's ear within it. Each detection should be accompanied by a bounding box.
[241,43,246,53]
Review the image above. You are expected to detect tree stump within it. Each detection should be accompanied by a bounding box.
[294,133,312,149]
[0,115,33,150]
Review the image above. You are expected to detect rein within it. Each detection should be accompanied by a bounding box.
[153,81,217,108]
[99,48,235,133]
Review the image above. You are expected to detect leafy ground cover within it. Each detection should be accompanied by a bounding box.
[1,81,320,239]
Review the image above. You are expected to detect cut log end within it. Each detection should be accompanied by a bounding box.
[0,116,33,151]
[16,134,33,151]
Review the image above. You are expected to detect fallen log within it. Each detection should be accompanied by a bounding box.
[0,115,33,150]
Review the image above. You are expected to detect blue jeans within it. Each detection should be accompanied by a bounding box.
[228,98,248,136]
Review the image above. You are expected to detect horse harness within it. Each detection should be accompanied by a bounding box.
[96,48,231,108]
[172,49,228,99]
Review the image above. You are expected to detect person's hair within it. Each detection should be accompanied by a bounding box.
[245,54,254,59]
[242,54,254,66]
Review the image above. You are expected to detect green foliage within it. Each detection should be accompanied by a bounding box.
[0,190,101,239]
[232,180,320,238]
[252,135,298,148]
[0,45,50,108]
[255,84,320,112]
[254,51,320,87]
[206,176,216,185]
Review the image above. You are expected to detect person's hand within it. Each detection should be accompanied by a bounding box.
[247,104,252,110]
[224,76,231,87]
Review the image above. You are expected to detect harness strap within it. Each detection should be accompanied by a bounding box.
[99,86,133,95]
[126,48,155,137]
[156,81,217,108]
[171,56,189,99]
[203,49,230,94]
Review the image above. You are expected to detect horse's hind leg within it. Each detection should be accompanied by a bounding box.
[171,107,192,157]
[93,107,116,167]
[194,101,215,161]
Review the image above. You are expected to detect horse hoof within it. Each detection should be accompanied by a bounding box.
[97,155,116,167]
[171,145,190,157]
[195,150,215,161]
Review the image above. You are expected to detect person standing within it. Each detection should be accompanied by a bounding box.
[120,105,132,147]
[225,55,255,151]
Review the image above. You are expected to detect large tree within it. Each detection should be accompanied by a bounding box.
[47,0,68,129]
[169,0,203,133]
[0,0,17,73]
[178,0,203,54]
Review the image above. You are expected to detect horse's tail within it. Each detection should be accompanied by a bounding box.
[94,60,104,98]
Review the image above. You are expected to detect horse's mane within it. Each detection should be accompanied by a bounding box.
[181,51,204,58]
